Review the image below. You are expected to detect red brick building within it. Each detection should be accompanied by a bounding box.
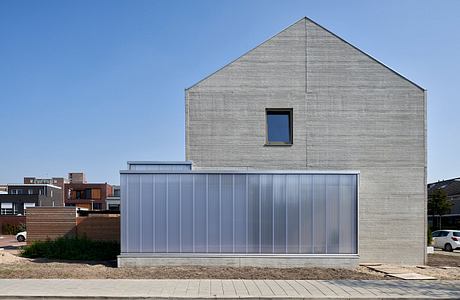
[64,173,112,210]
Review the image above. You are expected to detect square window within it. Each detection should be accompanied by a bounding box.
[266,109,293,145]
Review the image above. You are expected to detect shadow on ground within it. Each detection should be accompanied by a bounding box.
[28,257,117,267]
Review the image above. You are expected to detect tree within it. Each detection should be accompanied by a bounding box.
[428,188,453,230]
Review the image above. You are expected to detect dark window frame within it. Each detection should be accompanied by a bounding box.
[265,108,293,146]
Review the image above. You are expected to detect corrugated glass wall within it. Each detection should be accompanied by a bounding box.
[121,172,358,255]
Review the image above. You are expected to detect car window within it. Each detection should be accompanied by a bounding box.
[432,231,440,237]
[440,231,450,237]
[453,232,460,237]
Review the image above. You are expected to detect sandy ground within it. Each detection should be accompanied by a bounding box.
[0,254,385,279]
[0,236,458,280]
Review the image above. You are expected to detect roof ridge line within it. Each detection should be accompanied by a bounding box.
[303,16,425,91]
[186,17,307,91]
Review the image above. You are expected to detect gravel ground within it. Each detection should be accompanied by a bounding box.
[0,235,386,280]
[0,234,458,280]
[0,255,385,279]
[428,253,460,267]
[0,253,456,280]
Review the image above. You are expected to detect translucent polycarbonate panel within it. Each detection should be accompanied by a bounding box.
[180,175,193,252]
[247,175,260,253]
[273,175,287,253]
[154,175,167,252]
[207,175,220,252]
[167,174,180,252]
[313,175,326,253]
[326,175,340,254]
[221,175,234,252]
[126,174,140,252]
[260,175,273,253]
[120,174,128,252]
[233,175,247,252]
[299,175,313,253]
[121,172,358,255]
[194,175,207,252]
[339,175,357,254]
[140,175,154,251]
[286,175,300,253]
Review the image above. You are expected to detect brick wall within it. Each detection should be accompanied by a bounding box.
[0,216,26,234]
[76,215,119,242]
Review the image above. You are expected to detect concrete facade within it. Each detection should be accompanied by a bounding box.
[186,18,426,264]
[118,254,359,269]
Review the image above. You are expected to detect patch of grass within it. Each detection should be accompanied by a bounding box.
[20,237,120,261]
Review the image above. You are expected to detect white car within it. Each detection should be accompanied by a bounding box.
[15,231,26,242]
[432,230,460,252]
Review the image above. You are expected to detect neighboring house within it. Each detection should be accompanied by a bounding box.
[0,184,63,215]
[68,172,86,184]
[119,17,426,267]
[23,177,66,206]
[65,173,113,210]
[428,178,460,229]
[106,185,120,211]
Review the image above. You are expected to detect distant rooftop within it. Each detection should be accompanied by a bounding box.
[6,183,62,189]
[428,177,460,196]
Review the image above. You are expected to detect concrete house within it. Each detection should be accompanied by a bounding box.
[119,17,426,267]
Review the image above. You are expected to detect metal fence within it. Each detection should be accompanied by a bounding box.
[121,171,358,255]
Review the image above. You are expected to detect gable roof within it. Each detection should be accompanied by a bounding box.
[187,17,425,91]
[428,178,460,197]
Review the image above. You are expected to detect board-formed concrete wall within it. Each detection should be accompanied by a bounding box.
[186,18,426,264]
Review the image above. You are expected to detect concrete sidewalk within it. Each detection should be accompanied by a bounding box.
[0,279,459,299]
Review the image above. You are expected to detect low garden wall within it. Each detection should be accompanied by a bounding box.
[26,207,77,242]
[0,215,26,234]
[76,215,120,242]
[26,207,120,244]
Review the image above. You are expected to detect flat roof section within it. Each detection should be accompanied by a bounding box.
[7,184,62,189]
[121,169,360,175]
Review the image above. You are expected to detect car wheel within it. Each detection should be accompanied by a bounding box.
[444,243,453,252]
[16,235,25,242]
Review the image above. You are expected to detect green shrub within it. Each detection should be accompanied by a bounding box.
[2,223,26,235]
[20,237,120,261]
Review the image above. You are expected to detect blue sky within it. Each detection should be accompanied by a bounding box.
[0,0,458,184]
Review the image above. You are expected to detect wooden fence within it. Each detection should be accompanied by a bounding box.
[26,207,119,244]
[26,207,76,242]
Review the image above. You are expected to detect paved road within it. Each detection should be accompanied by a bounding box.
[434,248,460,257]
[0,279,459,299]
[0,235,25,252]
